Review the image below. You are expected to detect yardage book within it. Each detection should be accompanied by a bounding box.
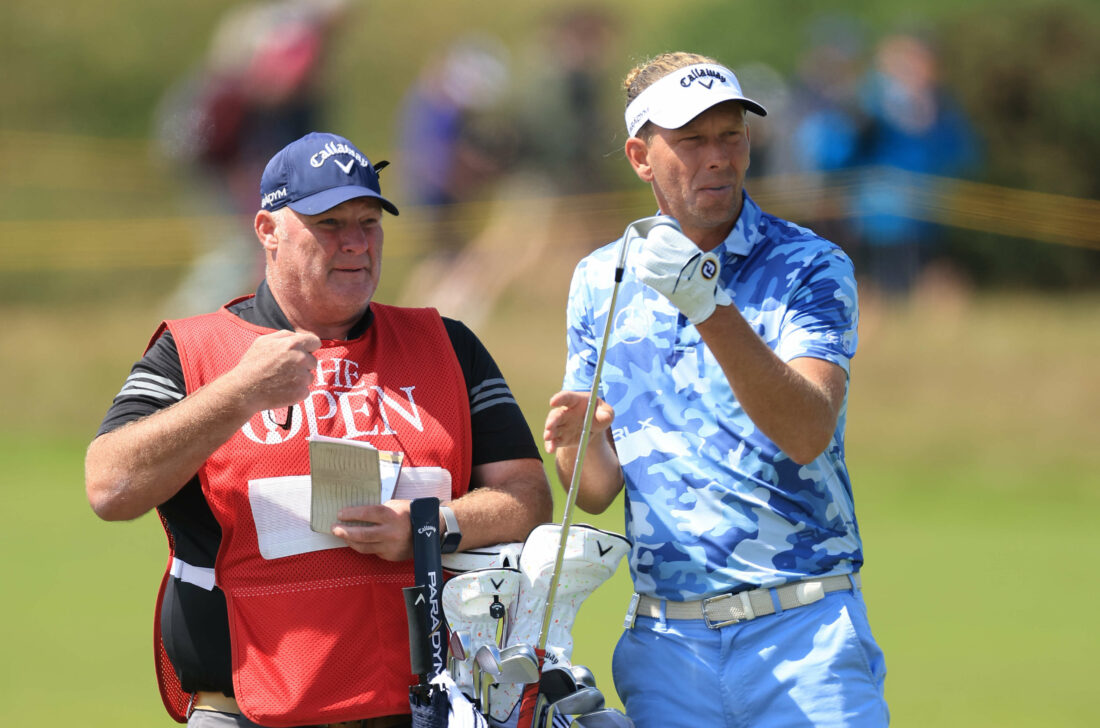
[308,435,404,534]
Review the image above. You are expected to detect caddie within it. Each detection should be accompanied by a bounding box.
[543,52,890,727]
[85,131,552,728]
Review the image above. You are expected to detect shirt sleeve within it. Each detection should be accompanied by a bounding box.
[96,330,186,437]
[561,257,600,393]
[442,318,541,465]
[774,245,859,374]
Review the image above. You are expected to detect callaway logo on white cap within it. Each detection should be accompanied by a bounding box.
[625,62,767,138]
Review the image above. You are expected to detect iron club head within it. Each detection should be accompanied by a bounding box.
[474,643,502,676]
[570,708,635,728]
[569,664,597,689]
[497,644,540,684]
[546,686,605,727]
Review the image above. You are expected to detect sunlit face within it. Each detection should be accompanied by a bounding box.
[628,102,751,249]
[260,197,384,336]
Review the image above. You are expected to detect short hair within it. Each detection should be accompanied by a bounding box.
[623,52,720,139]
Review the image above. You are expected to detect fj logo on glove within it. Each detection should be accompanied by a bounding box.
[701,258,718,280]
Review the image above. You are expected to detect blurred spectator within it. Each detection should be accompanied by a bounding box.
[731,61,792,179]
[394,33,516,254]
[851,32,980,297]
[778,15,869,252]
[512,7,621,194]
[787,14,868,176]
[154,0,348,316]
[395,33,536,325]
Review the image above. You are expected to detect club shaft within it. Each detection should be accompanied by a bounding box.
[538,230,633,651]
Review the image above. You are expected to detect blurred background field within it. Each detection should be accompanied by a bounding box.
[2,0,1099,725]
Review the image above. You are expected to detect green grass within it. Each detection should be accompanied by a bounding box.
[4,288,1097,725]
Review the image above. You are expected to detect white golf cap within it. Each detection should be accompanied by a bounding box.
[625,63,767,138]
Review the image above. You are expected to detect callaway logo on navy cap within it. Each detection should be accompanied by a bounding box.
[260,132,400,216]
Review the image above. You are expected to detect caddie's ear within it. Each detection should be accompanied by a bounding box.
[625,136,654,183]
[255,210,280,252]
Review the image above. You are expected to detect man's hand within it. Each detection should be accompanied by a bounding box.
[543,391,614,454]
[228,330,321,413]
[332,500,414,561]
[543,391,623,515]
[631,215,730,324]
[85,330,322,521]
[330,501,413,563]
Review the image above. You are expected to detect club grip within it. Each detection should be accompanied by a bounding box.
[410,496,447,678]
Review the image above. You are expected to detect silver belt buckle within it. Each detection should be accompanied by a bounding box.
[701,592,739,629]
[702,590,756,629]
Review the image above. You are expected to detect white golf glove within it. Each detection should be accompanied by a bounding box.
[631,215,731,324]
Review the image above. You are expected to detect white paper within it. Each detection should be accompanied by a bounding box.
[249,475,345,560]
[248,457,447,561]
[392,466,453,502]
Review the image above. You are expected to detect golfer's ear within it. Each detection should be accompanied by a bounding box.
[255,210,279,251]
[625,136,653,183]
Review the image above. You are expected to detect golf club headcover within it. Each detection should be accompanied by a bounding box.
[489,523,630,722]
[442,542,524,574]
[631,214,732,324]
[441,567,521,697]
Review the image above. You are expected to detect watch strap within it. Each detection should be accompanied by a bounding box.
[439,504,461,554]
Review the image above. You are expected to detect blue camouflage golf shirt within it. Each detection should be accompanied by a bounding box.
[562,193,862,600]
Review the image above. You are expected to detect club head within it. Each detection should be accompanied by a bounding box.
[497,648,540,684]
[539,665,578,703]
[449,629,470,661]
[501,642,538,663]
[546,686,605,726]
[569,664,597,689]
[474,643,502,676]
[570,708,635,728]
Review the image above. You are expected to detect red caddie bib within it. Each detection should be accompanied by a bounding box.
[152,302,471,726]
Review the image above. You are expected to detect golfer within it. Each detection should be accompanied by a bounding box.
[85,131,552,727]
[544,52,889,726]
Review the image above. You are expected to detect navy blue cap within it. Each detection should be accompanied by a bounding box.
[259,132,399,216]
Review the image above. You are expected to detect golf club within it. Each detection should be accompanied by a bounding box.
[448,628,470,682]
[569,708,635,728]
[475,644,502,716]
[519,219,645,728]
[498,643,540,684]
[544,686,605,728]
[535,665,579,728]
[569,664,597,690]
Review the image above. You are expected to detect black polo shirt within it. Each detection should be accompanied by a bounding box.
[97,282,540,694]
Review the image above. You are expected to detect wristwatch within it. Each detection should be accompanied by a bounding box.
[439,504,461,554]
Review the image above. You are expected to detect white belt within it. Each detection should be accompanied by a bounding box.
[170,557,217,591]
[626,573,860,630]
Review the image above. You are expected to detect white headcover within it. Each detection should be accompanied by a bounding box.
[625,63,767,138]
